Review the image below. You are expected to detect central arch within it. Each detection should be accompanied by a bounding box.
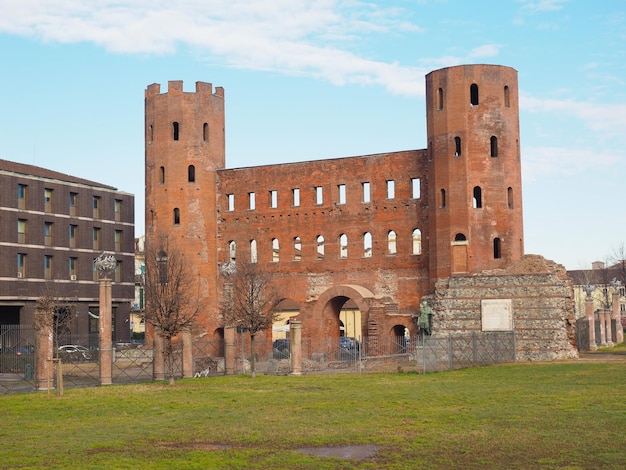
[311,285,376,340]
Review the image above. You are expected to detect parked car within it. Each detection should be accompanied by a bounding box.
[340,337,359,350]
[15,345,34,356]
[58,345,93,362]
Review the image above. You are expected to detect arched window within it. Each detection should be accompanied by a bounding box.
[473,186,482,209]
[316,235,325,259]
[159,166,165,184]
[440,188,446,208]
[412,229,422,255]
[272,238,279,262]
[339,234,348,259]
[229,240,236,263]
[437,87,444,110]
[294,237,302,261]
[363,232,372,258]
[148,125,153,144]
[470,84,479,106]
[454,233,467,242]
[188,165,195,183]
[250,240,258,263]
[507,187,514,209]
[173,208,180,225]
[387,230,397,255]
[454,136,462,156]
[504,86,510,107]
[493,238,502,259]
[172,122,180,141]
[490,136,498,157]
[203,122,209,142]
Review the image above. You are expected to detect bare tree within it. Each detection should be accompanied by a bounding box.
[34,287,76,352]
[220,262,281,377]
[144,232,199,384]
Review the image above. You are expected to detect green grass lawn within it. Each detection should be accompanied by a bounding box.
[1,361,625,469]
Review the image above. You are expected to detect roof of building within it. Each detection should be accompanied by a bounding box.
[0,158,117,190]
[568,266,625,286]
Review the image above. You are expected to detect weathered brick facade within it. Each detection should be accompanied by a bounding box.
[145,64,578,361]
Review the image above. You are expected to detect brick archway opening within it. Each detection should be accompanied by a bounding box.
[312,285,375,340]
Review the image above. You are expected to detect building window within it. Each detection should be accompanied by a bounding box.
[148,124,153,143]
[437,87,444,110]
[93,196,101,218]
[507,187,514,209]
[227,194,234,211]
[454,137,462,156]
[44,188,53,213]
[93,227,101,250]
[249,192,256,210]
[114,199,122,222]
[44,255,53,280]
[69,224,78,248]
[315,186,323,205]
[44,222,53,246]
[386,180,395,199]
[470,83,479,106]
[173,208,180,225]
[203,122,208,142]
[362,182,370,203]
[18,184,27,209]
[270,190,278,209]
[69,257,77,280]
[338,184,346,205]
[69,192,78,216]
[412,229,422,255]
[159,166,165,184]
[440,189,446,208]
[250,239,258,263]
[473,186,482,209]
[339,234,348,259]
[172,121,180,141]
[272,238,279,262]
[388,230,397,255]
[504,85,510,107]
[17,253,26,278]
[363,232,372,258]
[292,188,300,207]
[494,238,502,259]
[411,178,421,199]
[316,235,325,259]
[490,136,498,158]
[115,230,123,252]
[229,241,236,263]
[294,237,302,261]
[115,261,122,282]
[17,219,26,244]
[188,165,195,183]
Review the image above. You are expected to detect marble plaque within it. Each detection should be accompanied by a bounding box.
[481,299,513,331]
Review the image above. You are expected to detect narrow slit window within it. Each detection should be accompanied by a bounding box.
[159,166,165,184]
[173,208,180,225]
[203,122,209,142]
[316,235,325,259]
[227,194,234,211]
[339,234,348,259]
[362,182,370,203]
[493,238,502,259]
[172,122,179,141]
[363,232,372,258]
[249,192,256,210]
[504,86,510,107]
[272,238,280,262]
[470,84,479,106]
[294,237,302,261]
[437,87,444,110]
[412,229,422,255]
[507,187,514,209]
[473,186,482,208]
[454,137,462,156]
[229,241,236,263]
[338,184,346,205]
[440,189,446,208]
[388,230,397,255]
[148,125,153,144]
[188,165,195,183]
[490,136,498,157]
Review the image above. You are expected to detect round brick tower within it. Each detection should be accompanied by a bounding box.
[144,81,225,332]
[426,65,524,281]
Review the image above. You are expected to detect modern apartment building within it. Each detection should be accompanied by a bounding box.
[0,159,135,345]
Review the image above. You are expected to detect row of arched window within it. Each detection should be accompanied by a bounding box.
[452,136,499,158]
[436,83,511,110]
[226,229,423,264]
[147,122,210,143]
[453,233,503,260]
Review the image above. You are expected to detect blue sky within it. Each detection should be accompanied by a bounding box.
[0,0,624,270]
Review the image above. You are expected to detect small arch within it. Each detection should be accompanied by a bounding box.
[470,83,479,106]
[188,165,195,183]
[363,232,372,258]
[454,136,462,156]
[454,233,467,242]
[203,122,209,142]
[250,239,258,263]
[172,122,180,141]
[440,188,446,208]
[490,136,498,157]
[173,208,180,225]
[507,187,514,209]
[412,229,422,255]
[294,236,302,261]
[272,238,280,262]
[493,237,502,259]
[229,240,236,263]
[339,234,348,259]
[504,85,510,107]
[473,186,482,209]
[316,235,325,259]
[159,166,165,184]
[387,230,397,255]
[437,87,444,110]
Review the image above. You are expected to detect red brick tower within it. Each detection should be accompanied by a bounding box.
[426,65,524,281]
[144,81,225,332]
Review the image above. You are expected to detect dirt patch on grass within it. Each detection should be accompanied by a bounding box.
[296,444,379,460]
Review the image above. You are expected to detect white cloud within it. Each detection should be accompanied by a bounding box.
[468,44,500,59]
[522,145,619,182]
[517,0,569,13]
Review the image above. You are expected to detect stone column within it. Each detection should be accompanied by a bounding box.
[603,309,613,347]
[99,277,113,385]
[585,297,597,351]
[34,313,54,391]
[290,320,302,376]
[598,309,607,347]
[612,292,624,344]
[224,326,235,375]
[182,327,193,378]
[153,328,165,380]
